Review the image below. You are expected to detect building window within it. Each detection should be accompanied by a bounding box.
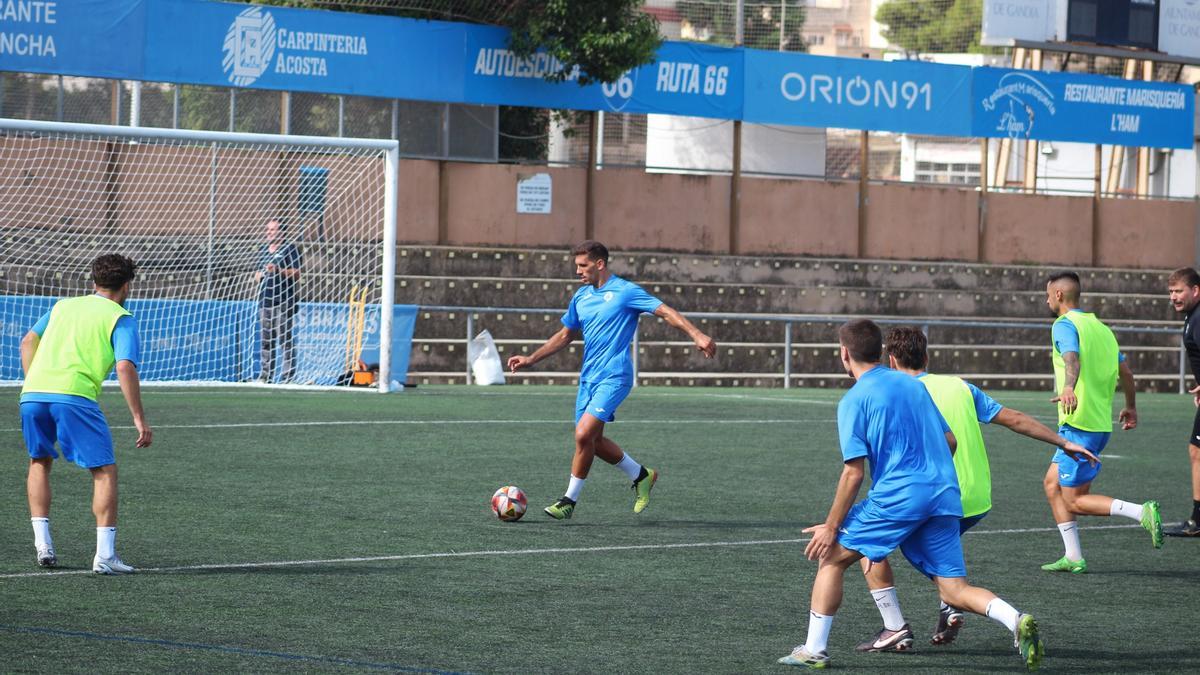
[915,161,980,186]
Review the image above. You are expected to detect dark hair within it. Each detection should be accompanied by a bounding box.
[883,326,928,370]
[571,240,609,263]
[1169,267,1200,288]
[1047,271,1081,301]
[91,254,137,290]
[838,319,882,364]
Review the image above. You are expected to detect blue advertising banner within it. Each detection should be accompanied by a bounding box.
[742,50,974,136]
[0,0,145,79]
[144,0,466,102]
[1,0,1193,146]
[463,29,743,119]
[1,297,417,386]
[972,67,1195,149]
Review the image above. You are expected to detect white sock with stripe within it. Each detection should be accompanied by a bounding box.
[1057,521,1083,561]
[1110,499,1144,521]
[31,517,52,550]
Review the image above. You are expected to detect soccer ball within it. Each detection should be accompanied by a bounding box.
[491,486,528,522]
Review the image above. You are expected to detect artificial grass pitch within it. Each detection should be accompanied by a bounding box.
[0,384,1195,673]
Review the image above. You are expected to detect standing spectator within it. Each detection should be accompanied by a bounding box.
[254,219,302,383]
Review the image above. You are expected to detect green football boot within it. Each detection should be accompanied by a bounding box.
[777,646,830,669]
[633,468,658,514]
[544,497,575,520]
[1039,555,1087,574]
[1016,614,1045,671]
[1141,500,1163,549]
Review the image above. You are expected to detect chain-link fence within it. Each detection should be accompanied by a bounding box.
[0,1,1196,198]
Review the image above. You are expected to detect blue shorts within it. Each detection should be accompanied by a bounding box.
[1053,425,1110,487]
[21,401,115,469]
[575,381,632,424]
[838,502,967,579]
[959,511,988,534]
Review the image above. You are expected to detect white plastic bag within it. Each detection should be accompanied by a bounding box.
[468,329,506,385]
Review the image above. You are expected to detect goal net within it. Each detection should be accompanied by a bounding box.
[0,119,398,391]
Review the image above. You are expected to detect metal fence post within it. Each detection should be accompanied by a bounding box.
[783,321,792,389]
[465,313,474,385]
[1181,343,1187,394]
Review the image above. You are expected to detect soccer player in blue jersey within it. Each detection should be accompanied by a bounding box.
[19,254,152,574]
[854,326,1096,653]
[778,319,1043,671]
[1040,272,1161,574]
[507,240,716,520]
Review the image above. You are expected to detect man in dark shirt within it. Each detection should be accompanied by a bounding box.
[1166,267,1200,536]
[254,219,302,383]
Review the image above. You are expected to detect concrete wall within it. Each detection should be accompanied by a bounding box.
[438,163,585,248]
[1096,198,1196,269]
[864,183,978,261]
[392,161,1197,270]
[983,193,1094,266]
[739,177,858,256]
[593,169,730,252]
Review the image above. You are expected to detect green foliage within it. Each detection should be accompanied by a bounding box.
[677,0,807,51]
[875,0,994,54]
[498,105,549,161]
[505,0,662,85]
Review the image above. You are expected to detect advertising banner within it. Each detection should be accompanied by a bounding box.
[972,67,1195,148]
[742,50,974,136]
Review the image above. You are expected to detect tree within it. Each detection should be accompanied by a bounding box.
[875,0,994,54]
[677,0,808,52]
[504,1,661,85]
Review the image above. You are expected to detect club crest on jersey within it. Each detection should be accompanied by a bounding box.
[603,291,614,302]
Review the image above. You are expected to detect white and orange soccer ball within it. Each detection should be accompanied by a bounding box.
[491,486,527,522]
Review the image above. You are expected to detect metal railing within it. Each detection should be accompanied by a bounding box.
[418,305,1187,392]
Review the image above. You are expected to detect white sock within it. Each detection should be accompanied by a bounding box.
[870,586,906,631]
[985,598,1021,634]
[1057,521,1083,561]
[564,476,585,503]
[614,453,642,481]
[96,527,116,560]
[804,610,834,654]
[31,517,52,550]
[1110,499,1144,521]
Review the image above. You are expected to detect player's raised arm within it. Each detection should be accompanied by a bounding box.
[990,407,1099,465]
[653,304,716,358]
[507,326,580,373]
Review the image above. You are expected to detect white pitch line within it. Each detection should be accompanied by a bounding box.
[0,523,1139,580]
[0,418,820,433]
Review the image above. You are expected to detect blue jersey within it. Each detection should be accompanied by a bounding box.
[562,275,663,385]
[837,366,962,521]
[965,381,1003,424]
[20,306,141,411]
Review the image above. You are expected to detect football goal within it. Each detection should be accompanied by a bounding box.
[0,118,399,391]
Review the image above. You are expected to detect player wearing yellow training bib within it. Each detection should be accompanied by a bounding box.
[19,254,152,575]
[1040,272,1162,575]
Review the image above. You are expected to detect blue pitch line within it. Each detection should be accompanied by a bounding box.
[0,625,468,673]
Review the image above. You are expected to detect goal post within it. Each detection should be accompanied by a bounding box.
[0,118,401,392]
